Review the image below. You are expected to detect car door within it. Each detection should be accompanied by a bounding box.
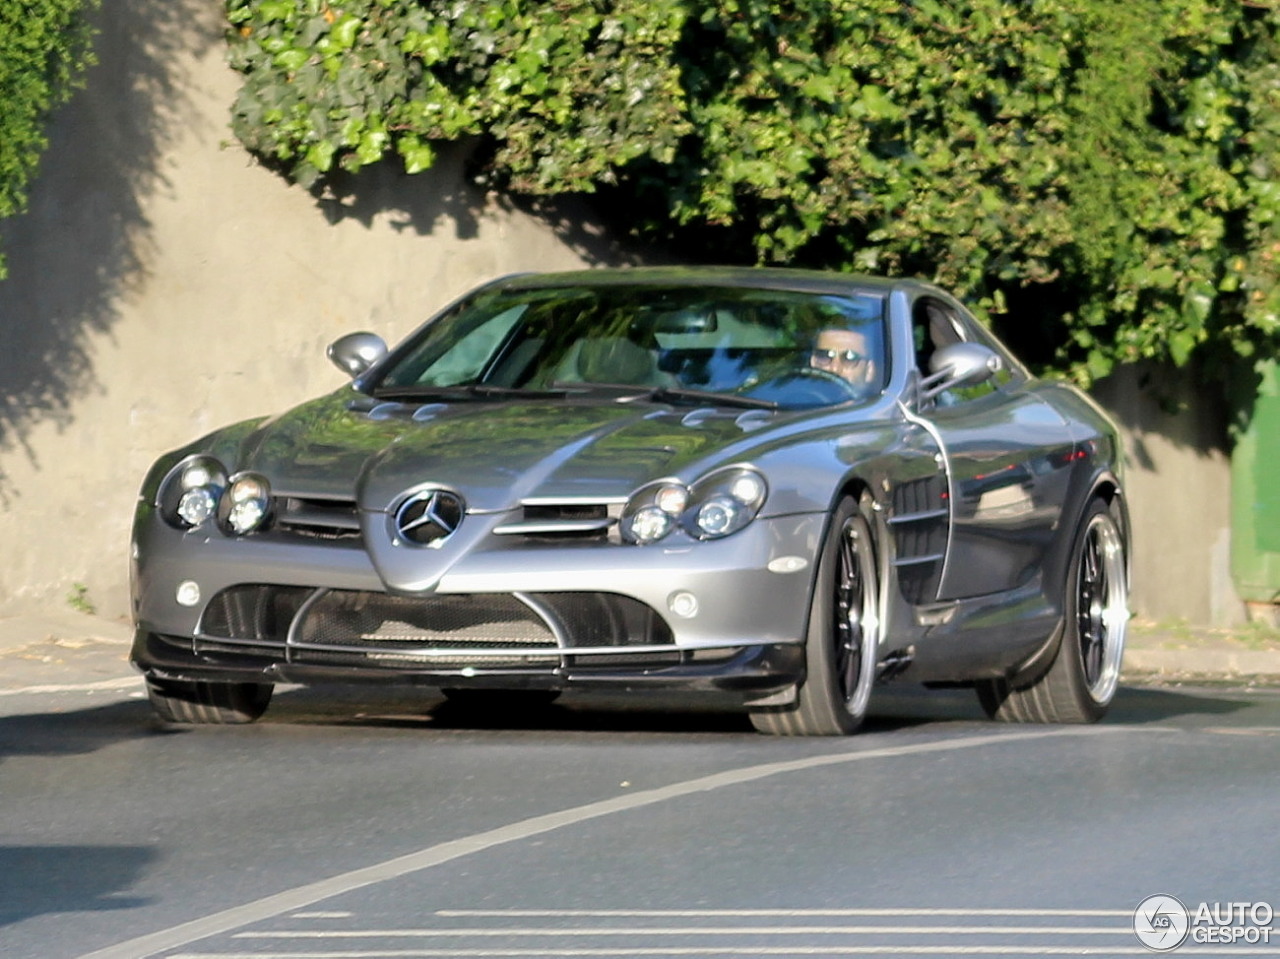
[911,296,1078,601]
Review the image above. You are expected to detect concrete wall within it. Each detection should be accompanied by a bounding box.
[0,0,1244,627]
[1093,365,1241,626]
[0,0,615,619]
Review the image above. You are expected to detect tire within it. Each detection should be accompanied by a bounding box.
[751,493,881,736]
[145,677,273,724]
[977,497,1128,724]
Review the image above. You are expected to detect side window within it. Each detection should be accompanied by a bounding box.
[912,297,1013,405]
[912,299,963,375]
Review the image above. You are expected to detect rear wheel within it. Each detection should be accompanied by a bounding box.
[977,497,1128,723]
[145,677,273,724]
[751,494,880,736]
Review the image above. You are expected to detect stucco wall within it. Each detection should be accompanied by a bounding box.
[0,0,1244,626]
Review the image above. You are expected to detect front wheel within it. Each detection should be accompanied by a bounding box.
[977,497,1128,724]
[145,677,273,724]
[751,494,881,735]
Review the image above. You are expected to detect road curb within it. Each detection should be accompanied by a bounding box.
[1123,646,1280,683]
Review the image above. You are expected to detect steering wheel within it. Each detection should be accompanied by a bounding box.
[742,366,863,407]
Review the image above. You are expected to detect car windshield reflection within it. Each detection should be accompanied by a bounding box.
[371,284,889,410]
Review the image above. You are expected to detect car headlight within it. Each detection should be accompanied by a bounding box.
[220,473,272,535]
[684,467,767,540]
[158,456,228,530]
[620,468,767,544]
[620,482,688,545]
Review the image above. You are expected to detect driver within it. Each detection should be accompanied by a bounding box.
[810,327,878,392]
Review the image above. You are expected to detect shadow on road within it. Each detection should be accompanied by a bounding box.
[0,699,154,762]
[0,679,1258,751]
[196,679,1267,735]
[0,845,155,928]
[1105,682,1264,723]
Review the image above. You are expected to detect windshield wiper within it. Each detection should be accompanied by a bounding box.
[371,384,570,402]
[646,387,779,410]
[551,381,777,410]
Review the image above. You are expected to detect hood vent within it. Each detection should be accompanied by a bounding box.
[275,495,361,540]
[492,499,622,540]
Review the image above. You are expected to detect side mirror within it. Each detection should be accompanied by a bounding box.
[327,332,387,379]
[920,342,1001,401]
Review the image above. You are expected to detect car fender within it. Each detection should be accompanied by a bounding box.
[1005,468,1128,687]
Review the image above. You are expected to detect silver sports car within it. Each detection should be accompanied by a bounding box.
[130,267,1130,735]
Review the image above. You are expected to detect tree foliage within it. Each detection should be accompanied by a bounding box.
[225,0,1280,385]
[0,0,100,279]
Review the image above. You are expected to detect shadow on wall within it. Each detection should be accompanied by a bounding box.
[0,0,220,499]
[1090,360,1232,472]
[309,139,650,270]
[0,0,647,503]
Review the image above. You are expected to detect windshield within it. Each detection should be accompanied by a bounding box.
[371,283,889,410]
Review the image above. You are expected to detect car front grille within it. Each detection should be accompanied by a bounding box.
[294,591,559,667]
[195,586,676,671]
[269,495,626,544]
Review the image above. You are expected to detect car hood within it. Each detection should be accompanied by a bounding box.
[229,389,793,512]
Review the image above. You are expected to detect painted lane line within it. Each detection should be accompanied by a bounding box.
[161,946,1279,957]
[0,676,141,696]
[75,727,1131,959]
[232,923,1133,937]
[433,908,1134,918]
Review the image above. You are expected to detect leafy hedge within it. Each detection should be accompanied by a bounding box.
[225,0,1280,385]
[0,0,99,279]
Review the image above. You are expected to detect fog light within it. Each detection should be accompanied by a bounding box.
[175,580,201,607]
[668,591,699,619]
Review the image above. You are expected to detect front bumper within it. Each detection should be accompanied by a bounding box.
[130,509,823,698]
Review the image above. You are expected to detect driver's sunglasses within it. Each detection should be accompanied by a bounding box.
[812,348,868,364]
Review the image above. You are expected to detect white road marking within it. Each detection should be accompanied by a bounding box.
[231,924,1131,939]
[435,908,1134,917]
[289,914,356,921]
[73,727,1134,959]
[158,947,1278,957]
[0,676,141,696]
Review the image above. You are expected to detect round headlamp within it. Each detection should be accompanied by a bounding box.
[177,487,218,527]
[682,466,768,540]
[620,479,689,545]
[159,456,228,530]
[695,495,740,537]
[624,505,675,544]
[222,473,272,535]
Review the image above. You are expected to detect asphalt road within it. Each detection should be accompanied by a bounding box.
[3,645,1280,959]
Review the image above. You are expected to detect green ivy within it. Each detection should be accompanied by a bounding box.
[225,0,1280,387]
[0,0,100,279]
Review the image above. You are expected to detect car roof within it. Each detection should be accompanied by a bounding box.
[487,266,924,298]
